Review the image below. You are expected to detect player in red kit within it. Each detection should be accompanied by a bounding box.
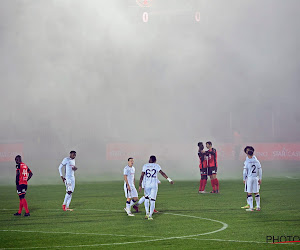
[206,141,219,193]
[14,155,33,216]
[198,142,208,193]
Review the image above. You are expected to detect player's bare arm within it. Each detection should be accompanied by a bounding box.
[27,169,33,181]
[124,175,131,191]
[16,170,19,186]
[139,172,145,192]
[159,170,174,184]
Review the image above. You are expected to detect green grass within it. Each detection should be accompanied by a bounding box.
[0,178,299,249]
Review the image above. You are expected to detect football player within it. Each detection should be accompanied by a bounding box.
[243,149,262,211]
[58,151,77,211]
[139,155,173,220]
[198,142,208,193]
[206,142,219,193]
[123,157,139,216]
[14,155,33,216]
[241,146,260,209]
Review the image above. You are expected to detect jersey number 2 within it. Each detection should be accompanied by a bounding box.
[251,165,256,173]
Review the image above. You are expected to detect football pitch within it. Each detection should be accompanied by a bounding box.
[0,178,299,249]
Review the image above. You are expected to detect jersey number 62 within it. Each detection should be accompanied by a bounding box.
[146,169,157,178]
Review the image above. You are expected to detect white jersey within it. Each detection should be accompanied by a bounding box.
[142,163,161,187]
[243,157,262,180]
[58,157,76,179]
[123,165,135,188]
[244,155,258,166]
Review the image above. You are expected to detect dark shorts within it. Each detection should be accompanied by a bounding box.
[200,168,208,175]
[208,167,217,176]
[17,184,27,196]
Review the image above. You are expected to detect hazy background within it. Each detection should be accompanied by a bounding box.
[0,0,299,184]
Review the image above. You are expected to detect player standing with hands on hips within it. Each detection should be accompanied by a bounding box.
[58,151,77,211]
[139,155,174,220]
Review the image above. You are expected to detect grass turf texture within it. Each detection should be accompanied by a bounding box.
[0,178,299,249]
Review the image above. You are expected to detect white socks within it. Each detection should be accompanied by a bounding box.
[144,198,150,215]
[126,201,131,211]
[66,193,72,208]
[255,194,260,208]
[247,196,253,209]
[137,196,145,205]
[63,193,72,208]
[63,193,69,205]
[150,199,155,217]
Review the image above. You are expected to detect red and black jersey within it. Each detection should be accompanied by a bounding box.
[207,148,217,168]
[198,151,208,169]
[16,163,32,185]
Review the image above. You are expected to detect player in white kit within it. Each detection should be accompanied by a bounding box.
[58,151,77,211]
[241,146,260,209]
[133,177,160,213]
[243,149,262,211]
[139,155,174,220]
[123,158,139,216]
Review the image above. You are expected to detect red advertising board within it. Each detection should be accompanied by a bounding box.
[107,143,300,161]
[0,144,24,162]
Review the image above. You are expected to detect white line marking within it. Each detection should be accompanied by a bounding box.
[286,176,300,180]
[0,229,158,238]
[185,238,300,245]
[0,211,228,249]
[164,213,228,236]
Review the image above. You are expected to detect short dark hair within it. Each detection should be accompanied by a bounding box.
[128,157,133,161]
[244,146,255,153]
[149,155,156,163]
[15,155,22,161]
[206,141,212,146]
[244,146,250,153]
[198,142,204,150]
[248,150,254,156]
[70,151,76,154]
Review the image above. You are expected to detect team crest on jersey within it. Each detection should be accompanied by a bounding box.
[136,0,152,7]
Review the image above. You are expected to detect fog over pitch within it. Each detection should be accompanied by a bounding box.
[0,0,299,180]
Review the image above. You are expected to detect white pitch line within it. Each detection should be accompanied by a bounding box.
[286,176,300,180]
[185,238,300,245]
[0,229,158,238]
[164,213,228,236]
[0,211,228,249]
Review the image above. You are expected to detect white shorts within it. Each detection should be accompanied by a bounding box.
[124,183,138,199]
[65,178,75,193]
[244,177,260,193]
[144,185,158,200]
[142,179,160,188]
